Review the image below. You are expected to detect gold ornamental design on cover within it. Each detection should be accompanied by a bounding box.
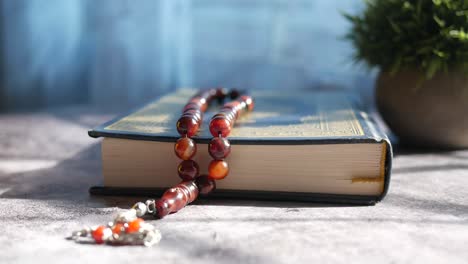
[105,89,364,138]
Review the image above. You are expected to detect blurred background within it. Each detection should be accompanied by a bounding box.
[0,0,373,111]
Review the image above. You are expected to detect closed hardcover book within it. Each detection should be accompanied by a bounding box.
[89,89,392,205]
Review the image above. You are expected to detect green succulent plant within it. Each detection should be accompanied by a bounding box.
[345,0,468,78]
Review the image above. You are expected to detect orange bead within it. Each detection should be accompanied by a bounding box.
[112,223,124,235]
[92,226,108,244]
[209,116,231,137]
[208,160,229,180]
[174,137,197,160]
[126,218,144,233]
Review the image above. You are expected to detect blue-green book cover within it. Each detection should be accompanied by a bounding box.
[89,89,392,205]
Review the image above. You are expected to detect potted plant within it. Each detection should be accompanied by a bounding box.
[345,0,468,149]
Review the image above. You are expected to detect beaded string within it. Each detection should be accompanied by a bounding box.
[69,88,254,246]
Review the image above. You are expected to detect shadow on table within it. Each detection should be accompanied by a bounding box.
[0,143,103,201]
[0,143,349,209]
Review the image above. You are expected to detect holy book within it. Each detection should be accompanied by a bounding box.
[89,89,392,205]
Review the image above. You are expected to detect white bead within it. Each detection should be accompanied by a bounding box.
[132,202,147,217]
[143,229,162,247]
[102,228,113,241]
[114,209,137,222]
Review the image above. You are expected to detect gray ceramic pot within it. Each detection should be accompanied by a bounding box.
[376,70,468,149]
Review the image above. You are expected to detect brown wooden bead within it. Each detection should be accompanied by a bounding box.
[174,137,197,160]
[195,175,216,195]
[209,116,231,137]
[177,160,200,180]
[208,137,231,160]
[176,114,199,137]
[208,160,229,180]
[155,181,199,219]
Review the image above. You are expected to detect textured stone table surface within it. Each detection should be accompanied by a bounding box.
[1,106,467,264]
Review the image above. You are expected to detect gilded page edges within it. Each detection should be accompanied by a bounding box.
[351,142,387,194]
[379,142,388,193]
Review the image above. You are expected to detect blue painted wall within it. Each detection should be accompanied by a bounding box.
[1,0,375,109]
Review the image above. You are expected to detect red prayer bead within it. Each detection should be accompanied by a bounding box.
[176,115,199,137]
[197,92,212,102]
[155,199,170,219]
[183,102,201,112]
[223,101,240,109]
[208,160,229,180]
[219,110,236,122]
[184,108,202,120]
[238,101,247,113]
[190,96,207,105]
[208,137,231,160]
[189,97,208,112]
[224,102,241,118]
[199,88,216,98]
[174,137,197,160]
[177,160,200,180]
[155,181,199,219]
[195,175,216,195]
[209,116,231,137]
[241,95,254,111]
